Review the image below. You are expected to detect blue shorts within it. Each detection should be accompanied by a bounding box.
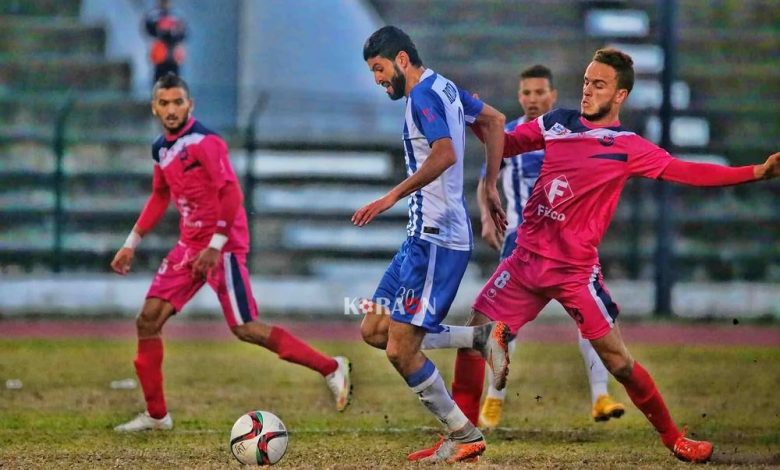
[373,237,471,333]
[500,229,518,261]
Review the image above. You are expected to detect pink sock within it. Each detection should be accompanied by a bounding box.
[266,326,338,376]
[451,350,485,426]
[134,337,167,419]
[619,361,681,449]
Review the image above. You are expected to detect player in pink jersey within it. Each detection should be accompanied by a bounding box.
[111,73,352,432]
[426,48,779,463]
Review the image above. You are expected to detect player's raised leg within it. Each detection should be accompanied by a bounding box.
[216,252,351,411]
[577,331,625,421]
[114,297,175,432]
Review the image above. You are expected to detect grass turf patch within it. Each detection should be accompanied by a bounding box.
[1,338,778,468]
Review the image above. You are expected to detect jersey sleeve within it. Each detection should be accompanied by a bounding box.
[504,116,545,157]
[627,136,675,179]
[193,135,238,189]
[151,163,168,191]
[458,88,484,125]
[410,87,451,146]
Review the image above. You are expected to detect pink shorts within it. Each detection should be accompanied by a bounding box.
[472,246,619,340]
[146,242,258,327]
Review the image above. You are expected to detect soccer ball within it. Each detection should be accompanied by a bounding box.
[229,410,288,465]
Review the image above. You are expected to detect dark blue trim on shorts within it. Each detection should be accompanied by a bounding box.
[229,254,253,324]
[592,277,619,321]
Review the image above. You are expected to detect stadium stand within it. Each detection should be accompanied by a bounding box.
[0,0,777,286]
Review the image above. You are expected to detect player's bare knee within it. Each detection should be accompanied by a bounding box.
[607,359,634,381]
[136,309,162,336]
[360,315,388,349]
[361,325,387,350]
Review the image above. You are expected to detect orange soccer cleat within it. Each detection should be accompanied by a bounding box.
[672,428,713,463]
[407,435,484,463]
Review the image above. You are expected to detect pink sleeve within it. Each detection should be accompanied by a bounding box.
[627,137,675,179]
[660,159,756,186]
[504,117,545,157]
[136,165,170,232]
[215,180,244,235]
[193,135,244,235]
[195,135,238,190]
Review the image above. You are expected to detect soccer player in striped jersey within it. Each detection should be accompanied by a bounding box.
[469,48,779,463]
[355,26,510,463]
[472,65,624,429]
[111,73,351,432]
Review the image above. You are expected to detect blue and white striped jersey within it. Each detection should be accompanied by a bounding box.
[402,69,483,251]
[501,116,545,230]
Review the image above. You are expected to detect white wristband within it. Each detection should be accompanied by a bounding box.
[123,231,142,250]
[208,233,228,251]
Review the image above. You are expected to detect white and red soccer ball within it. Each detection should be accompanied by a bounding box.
[230,410,288,465]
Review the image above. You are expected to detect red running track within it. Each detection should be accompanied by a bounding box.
[0,319,778,347]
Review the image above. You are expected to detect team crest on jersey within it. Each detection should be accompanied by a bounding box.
[544,175,574,207]
[598,134,616,146]
[550,123,571,136]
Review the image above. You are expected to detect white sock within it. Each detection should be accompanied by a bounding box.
[485,338,516,400]
[578,333,608,404]
[421,325,474,350]
[406,359,468,433]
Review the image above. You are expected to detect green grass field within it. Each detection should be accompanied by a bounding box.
[1,338,778,468]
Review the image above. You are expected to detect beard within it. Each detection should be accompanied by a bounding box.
[162,113,189,134]
[581,101,612,122]
[387,64,406,101]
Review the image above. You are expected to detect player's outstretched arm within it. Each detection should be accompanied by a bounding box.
[352,138,457,227]
[659,152,780,187]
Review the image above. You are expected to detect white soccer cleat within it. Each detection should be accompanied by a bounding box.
[325,356,352,412]
[114,411,173,432]
[480,322,511,391]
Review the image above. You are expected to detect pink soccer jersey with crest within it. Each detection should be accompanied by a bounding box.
[151,118,249,253]
[502,108,674,265]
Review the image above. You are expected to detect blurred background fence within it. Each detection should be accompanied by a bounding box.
[0,0,777,318]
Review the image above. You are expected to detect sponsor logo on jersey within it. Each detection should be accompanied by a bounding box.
[536,204,566,221]
[550,123,571,136]
[544,175,574,207]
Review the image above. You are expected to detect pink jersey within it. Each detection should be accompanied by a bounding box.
[151,118,249,253]
[504,109,674,265]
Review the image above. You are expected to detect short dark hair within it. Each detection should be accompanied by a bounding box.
[362,25,423,67]
[592,48,634,93]
[152,72,190,98]
[520,64,554,88]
